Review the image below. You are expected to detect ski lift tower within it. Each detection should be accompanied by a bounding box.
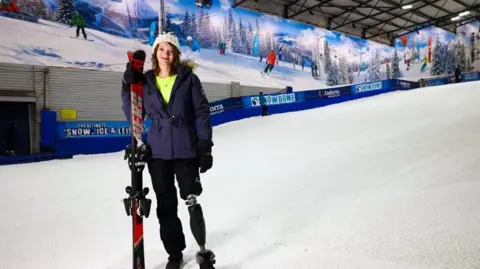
[356,43,366,76]
[159,0,166,33]
[316,35,325,79]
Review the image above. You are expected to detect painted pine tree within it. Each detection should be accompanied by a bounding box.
[367,50,382,82]
[55,0,74,25]
[456,40,466,71]
[430,37,444,76]
[339,57,348,84]
[385,62,391,79]
[200,10,215,48]
[238,18,249,54]
[391,49,401,79]
[326,57,336,86]
[191,13,198,40]
[329,61,340,85]
[348,64,354,84]
[182,11,192,38]
[222,17,228,42]
[247,22,254,55]
[445,48,456,74]
[226,10,235,51]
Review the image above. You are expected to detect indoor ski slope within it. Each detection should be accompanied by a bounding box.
[1,81,480,269]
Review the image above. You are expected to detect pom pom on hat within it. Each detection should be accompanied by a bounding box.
[152,32,180,53]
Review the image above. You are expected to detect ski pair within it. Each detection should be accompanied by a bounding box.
[123,49,152,269]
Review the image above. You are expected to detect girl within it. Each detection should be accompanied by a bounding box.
[121,32,216,269]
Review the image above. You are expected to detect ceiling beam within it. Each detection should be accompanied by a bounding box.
[395,14,480,37]
[232,0,250,8]
[380,0,434,22]
[286,0,302,8]
[367,2,480,39]
[331,5,399,30]
[366,0,438,31]
[286,0,334,19]
[349,0,427,25]
[333,0,394,20]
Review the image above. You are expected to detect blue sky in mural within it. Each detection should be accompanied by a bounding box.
[171,0,372,51]
[394,26,456,51]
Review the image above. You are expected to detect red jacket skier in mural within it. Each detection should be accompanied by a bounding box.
[262,49,278,75]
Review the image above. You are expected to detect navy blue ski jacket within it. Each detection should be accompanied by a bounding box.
[121,63,213,160]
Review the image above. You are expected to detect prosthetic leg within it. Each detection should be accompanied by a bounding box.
[186,194,216,269]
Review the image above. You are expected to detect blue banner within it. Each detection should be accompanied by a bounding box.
[351,80,389,94]
[209,97,243,115]
[394,79,419,90]
[58,120,152,139]
[242,92,303,108]
[462,72,480,82]
[303,86,352,100]
[422,77,449,86]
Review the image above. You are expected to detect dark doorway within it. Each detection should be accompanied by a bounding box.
[0,101,31,156]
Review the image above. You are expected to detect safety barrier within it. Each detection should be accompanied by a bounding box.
[418,71,480,87]
[38,79,420,156]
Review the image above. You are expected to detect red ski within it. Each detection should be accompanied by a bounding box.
[123,50,152,269]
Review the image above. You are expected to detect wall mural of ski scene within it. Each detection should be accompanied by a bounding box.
[456,20,480,73]
[166,0,407,90]
[0,0,469,90]
[393,24,465,80]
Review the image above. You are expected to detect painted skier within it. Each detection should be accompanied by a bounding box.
[261,49,278,76]
[72,11,87,39]
[218,41,226,55]
[185,36,201,61]
[420,56,428,72]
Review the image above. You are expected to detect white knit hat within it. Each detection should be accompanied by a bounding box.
[152,32,180,53]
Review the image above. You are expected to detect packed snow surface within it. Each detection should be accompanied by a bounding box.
[1,81,480,269]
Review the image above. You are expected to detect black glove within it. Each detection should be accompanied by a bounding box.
[197,140,213,173]
[122,63,145,92]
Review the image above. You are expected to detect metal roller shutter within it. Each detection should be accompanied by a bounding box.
[238,85,286,96]
[47,67,125,121]
[0,62,37,92]
[201,81,232,102]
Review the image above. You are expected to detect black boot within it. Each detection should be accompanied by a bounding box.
[166,253,183,269]
[196,249,216,269]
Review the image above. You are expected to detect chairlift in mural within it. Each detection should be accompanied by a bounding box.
[196,0,211,8]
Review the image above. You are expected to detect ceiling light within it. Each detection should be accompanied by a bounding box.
[451,16,461,21]
[402,4,413,9]
[459,11,470,16]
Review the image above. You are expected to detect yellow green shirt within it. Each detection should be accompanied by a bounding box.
[155,75,177,104]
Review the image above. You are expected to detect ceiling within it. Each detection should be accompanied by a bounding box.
[232,0,480,45]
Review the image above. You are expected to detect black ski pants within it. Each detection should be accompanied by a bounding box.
[76,26,87,39]
[264,64,274,73]
[147,158,203,256]
[261,105,268,116]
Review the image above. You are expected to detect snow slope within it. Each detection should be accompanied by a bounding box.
[0,16,324,91]
[1,81,480,269]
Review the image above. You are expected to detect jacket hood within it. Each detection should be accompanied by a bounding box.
[177,60,198,74]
